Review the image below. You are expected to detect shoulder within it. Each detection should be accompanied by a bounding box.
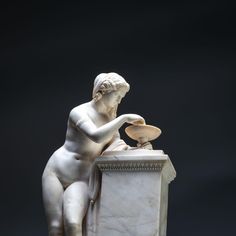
[69,102,91,123]
[70,102,89,115]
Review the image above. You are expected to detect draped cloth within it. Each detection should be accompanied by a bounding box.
[83,139,129,236]
[83,164,101,236]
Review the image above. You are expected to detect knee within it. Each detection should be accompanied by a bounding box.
[65,222,82,234]
[49,221,63,236]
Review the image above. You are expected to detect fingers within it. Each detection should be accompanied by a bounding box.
[132,119,145,125]
[131,116,145,125]
[126,114,146,125]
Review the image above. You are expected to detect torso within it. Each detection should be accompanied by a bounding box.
[43,102,113,188]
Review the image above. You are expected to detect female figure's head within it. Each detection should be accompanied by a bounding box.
[92,72,130,118]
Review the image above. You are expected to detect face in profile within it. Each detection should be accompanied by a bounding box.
[102,89,127,108]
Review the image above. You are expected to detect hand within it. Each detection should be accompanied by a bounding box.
[125,114,145,125]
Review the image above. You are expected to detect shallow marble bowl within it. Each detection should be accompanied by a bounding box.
[125,124,162,144]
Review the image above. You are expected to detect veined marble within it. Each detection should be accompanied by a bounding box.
[86,149,176,236]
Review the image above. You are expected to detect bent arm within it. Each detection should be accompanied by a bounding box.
[70,109,127,143]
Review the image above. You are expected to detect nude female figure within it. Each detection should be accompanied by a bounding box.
[42,72,147,236]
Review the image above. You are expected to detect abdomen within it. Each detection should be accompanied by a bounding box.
[44,147,94,187]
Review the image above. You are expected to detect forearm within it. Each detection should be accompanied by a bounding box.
[72,110,144,143]
[91,115,127,143]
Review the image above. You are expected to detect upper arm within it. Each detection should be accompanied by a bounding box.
[69,108,99,142]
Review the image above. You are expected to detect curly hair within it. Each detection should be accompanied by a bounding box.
[92,72,130,102]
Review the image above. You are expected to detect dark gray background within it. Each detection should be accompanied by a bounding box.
[1,1,235,235]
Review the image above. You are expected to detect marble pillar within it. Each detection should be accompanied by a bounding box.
[86,149,176,236]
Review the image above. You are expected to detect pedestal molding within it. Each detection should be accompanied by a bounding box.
[95,150,176,183]
[97,160,165,172]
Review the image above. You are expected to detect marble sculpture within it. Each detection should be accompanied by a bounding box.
[42,72,156,236]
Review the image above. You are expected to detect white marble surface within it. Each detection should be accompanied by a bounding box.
[86,150,176,236]
[42,73,151,236]
[98,171,162,236]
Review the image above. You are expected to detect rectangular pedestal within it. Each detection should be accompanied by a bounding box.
[85,150,176,236]
[97,171,168,236]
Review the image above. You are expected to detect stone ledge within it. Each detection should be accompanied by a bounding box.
[95,150,176,183]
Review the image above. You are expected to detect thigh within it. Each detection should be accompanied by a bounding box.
[63,181,89,225]
[42,172,64,227]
